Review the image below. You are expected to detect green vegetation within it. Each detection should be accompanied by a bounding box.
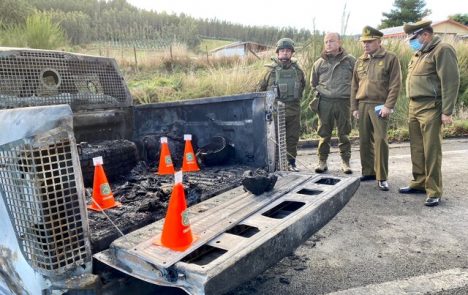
[379,0,431,29]
[449,13,468,26]
[1,0,467,139]
[106,36,468,139]
[126,56,264,103]
[0,0,311,48]
[0,13,66,49]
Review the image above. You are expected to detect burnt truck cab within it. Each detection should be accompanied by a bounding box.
[0,48,359,295]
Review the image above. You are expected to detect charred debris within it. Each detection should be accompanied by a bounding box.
[79,136,263,253]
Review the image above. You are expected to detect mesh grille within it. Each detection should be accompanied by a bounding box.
[0,132,91,275]
[276,101,288,171]
[0,49,131,110]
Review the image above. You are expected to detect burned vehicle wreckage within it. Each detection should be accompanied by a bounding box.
[0,48,359,295]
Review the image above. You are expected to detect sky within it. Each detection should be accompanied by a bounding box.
[126,0,467,35]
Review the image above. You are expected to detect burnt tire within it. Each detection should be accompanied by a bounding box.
[79,140,138,187]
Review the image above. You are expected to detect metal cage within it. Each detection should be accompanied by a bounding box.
[0,47,132,111]
[0,127,92,278]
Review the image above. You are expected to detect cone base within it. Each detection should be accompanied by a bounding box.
[153,233,198,252]
[88,201,121,212]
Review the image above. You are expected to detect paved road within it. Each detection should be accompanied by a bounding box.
[229,138,468,295]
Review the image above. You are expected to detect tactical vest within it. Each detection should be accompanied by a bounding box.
[273,65,301,102]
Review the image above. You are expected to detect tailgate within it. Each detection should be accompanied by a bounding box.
[95,172,359,295]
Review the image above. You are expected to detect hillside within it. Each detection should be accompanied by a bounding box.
[0,0,312,48]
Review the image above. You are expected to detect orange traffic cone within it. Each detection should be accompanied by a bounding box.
[182,134,200,172]
[88,156,121,211]
[154,171,197,251]
[158,137,175,175]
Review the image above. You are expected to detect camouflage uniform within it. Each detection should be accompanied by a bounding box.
[311,48,355,167]
[258,56,306,167]
[351,43,401,181]
[405,34,460,199]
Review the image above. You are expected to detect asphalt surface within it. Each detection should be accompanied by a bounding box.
[229,138,468,295]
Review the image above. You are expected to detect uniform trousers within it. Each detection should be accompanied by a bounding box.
[408,97,443,198]
[358,102,389,180]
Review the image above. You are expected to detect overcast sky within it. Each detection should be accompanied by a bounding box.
[127,0,467,34]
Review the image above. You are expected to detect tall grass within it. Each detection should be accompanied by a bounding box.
[127,56,265,103]
[455,41,468,108]
[119,36,467,138]
[0,13,66,49]
[299,36,468,134]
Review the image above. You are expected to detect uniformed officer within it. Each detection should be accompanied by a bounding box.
[351,26,401,191]
[311,32,356,174]
[399,20,460,207]
[258,38,306,172]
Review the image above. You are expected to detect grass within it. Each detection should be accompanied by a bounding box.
[0,13,66,49]
[5,25,463,138]
[116,36,468,138]
[124,53,265,103]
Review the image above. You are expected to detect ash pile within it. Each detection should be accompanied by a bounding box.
[79,136,252,253]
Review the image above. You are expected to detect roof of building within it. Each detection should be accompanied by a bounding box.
[210,41,270,53]
[382,19,468,38]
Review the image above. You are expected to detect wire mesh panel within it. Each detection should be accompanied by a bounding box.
[0,48,132,111]
[276,101,288,171]
[0,129,91,277]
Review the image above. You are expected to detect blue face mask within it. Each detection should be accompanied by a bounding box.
[409,38,423,52]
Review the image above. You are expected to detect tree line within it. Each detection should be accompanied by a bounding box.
[0,0,312,48]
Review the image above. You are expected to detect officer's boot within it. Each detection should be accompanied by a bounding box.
[341,159,352,174]
[315,160,328,173]
[288,159,299,172]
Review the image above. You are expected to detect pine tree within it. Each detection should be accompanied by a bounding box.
[379,0,431,29]
[449,14,468,26]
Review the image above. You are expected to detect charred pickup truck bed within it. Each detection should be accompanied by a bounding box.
[0,48,358,295]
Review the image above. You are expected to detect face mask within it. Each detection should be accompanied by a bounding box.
[409,38,423,52]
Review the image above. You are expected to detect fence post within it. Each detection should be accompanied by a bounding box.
[206,45,209,63]
[133,46,138,72]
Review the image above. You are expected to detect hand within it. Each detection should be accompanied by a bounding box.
[379,106,392,118]
[441,114,453,125]
[352,110,359,119]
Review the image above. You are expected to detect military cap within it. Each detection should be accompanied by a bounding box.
[359,26,383,41]
[403,20,432,40]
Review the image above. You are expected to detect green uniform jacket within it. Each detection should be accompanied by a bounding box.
[311,48,356,99]
[257,57,306,101]
[351,47,401,111]
[406,36,460,115]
